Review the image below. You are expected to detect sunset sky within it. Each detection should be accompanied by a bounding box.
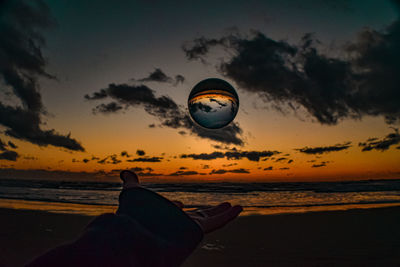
[0,0,399,182]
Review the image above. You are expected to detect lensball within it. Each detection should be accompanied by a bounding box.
[188,78,239,129]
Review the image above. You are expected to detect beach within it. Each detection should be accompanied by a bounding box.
[1,207,399,267]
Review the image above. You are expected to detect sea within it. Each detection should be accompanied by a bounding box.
[1,179,400,216]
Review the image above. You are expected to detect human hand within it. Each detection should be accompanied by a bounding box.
[120,170,242,234]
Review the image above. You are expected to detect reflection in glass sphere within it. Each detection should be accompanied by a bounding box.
[188,78,239,129]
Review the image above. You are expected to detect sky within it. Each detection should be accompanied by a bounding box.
[0,0,399,182]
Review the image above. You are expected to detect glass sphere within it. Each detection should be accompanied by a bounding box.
[188,78,239,129]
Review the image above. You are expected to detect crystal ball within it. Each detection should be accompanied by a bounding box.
[188,78,239,129]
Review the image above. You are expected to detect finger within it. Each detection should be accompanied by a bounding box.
[199,205,242,234]
[171,200,184,209]
[198,202,231,217]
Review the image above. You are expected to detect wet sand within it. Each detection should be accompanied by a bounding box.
[0,207,399,266]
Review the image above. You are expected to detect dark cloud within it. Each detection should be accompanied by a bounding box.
[134,68,185,86]
[183,7,400,125]
[120,151,131,157]
[127,157,163,162]
[222,163,238,167]
[7,141,17,149]
[136,149,146,156]
[0,138,19,161]
[296,142,351,154]
[288,159,293,164]
[0,151,19,161]
[212,145,238,151]
[148,123,156,128]
[180,150,280,161]
[279,167,290,170]
[179,167,188,170]
[85,83,244,145]
[174,75,185,85]
[311,161,330,168]
[312,163,327,168]
[181,151,224,160]
[275,157,287,162]
[112,167,153,173]
[168,170,200,176]
[0,139,7,151]
[0,0,84,151]
[92,102,124,114]
[210,168,250,174]
[359,128,400,152]
[97,154,121,164]
[264,166,273,170]
[82,158,90,163]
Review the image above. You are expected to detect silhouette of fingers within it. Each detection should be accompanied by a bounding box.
[194,205,242,233]
[198,202,231,217]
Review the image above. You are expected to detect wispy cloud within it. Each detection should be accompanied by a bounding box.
[359,128,400,152]
[296,142,351,154]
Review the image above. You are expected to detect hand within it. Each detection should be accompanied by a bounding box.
[185,202,242,234]
[120,170,242,234]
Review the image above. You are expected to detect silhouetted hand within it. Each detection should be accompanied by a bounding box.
[120,170,242,235]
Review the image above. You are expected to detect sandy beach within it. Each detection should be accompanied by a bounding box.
[0,207,399,266]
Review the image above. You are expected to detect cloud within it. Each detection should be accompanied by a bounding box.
[0,0,84,151]
[182,7,400,125]
[359,128,400,152]
[264,166,273,170]
[92,102,124,114]
[7,141,17,149]
[0,151,19,161]
[0,168,117,181]
[213,145,238,151]
[85,83,244,145]
[134,68,185,85]
[222,163,238,167]
[210,168,250,174]
[127,157,163,162]
[180,150,280,161]
[0,139,7,151]
[168,170,200,176]
[275,157,287,162]
[97,154,121,164]
[136,149,145,156]
[296,142,351,154]
[112,167,154,173]
[279,167,290,170]
[120,151,131,157]
[312,163,327,168]
[0,138,19,161]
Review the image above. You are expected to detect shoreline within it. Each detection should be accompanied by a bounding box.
[1,197,400,217]
[1,206,400,266]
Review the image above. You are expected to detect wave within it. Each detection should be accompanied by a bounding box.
[1,178,400,193]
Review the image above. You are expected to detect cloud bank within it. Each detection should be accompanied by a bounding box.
[85,83,244,145]
[0,0,84,151]
[182,6,400,125]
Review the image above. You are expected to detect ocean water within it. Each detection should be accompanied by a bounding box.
[1,179,400,216]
